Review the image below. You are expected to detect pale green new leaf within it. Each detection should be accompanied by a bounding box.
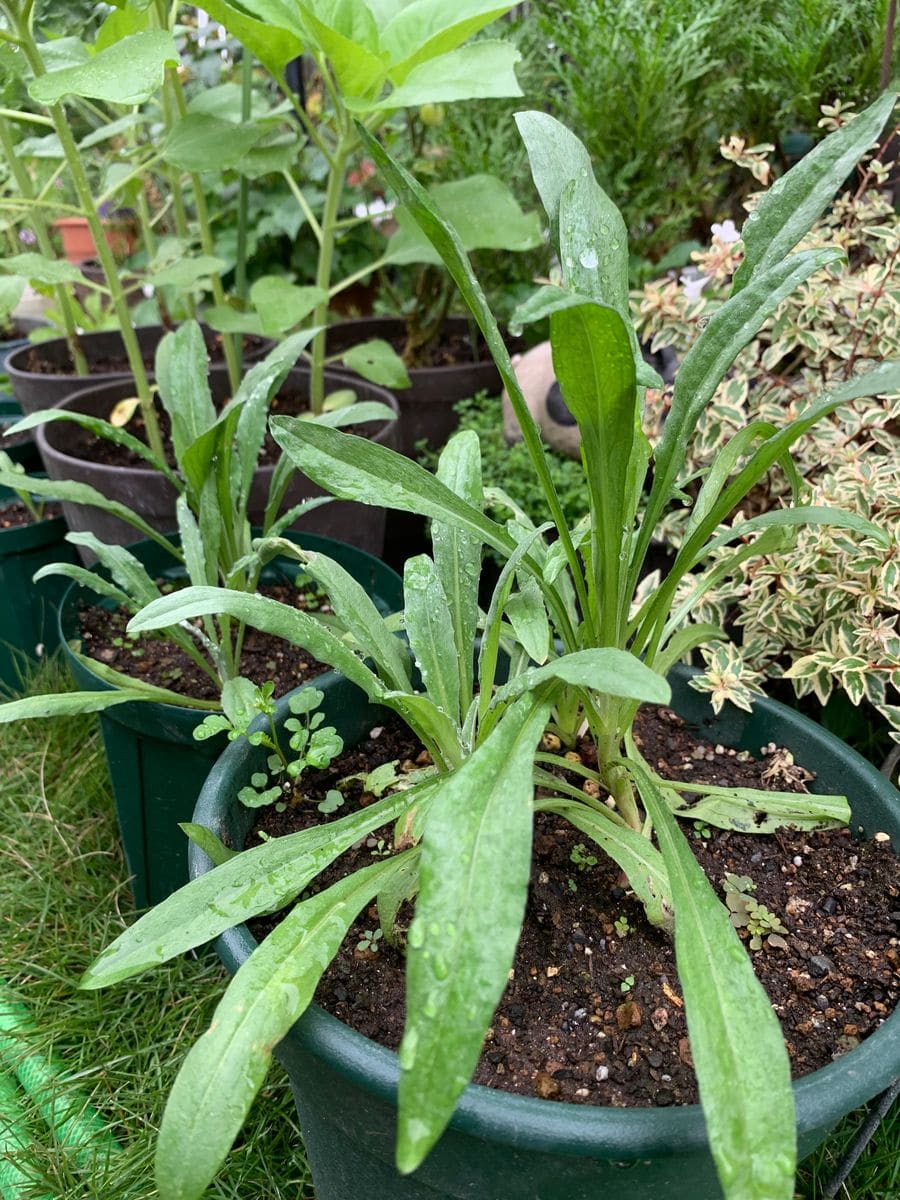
[506,575,550,665]
[162,114,262,172]
[150,256,227,290]
[0,690,150,724]
[126,587,384,701]
[371,41,522,111]
[200,0,303,77]
[733,92,897,292]
[433,431,483,712]
[179,822,236,866]
[491,648,671,709]
[404,555,460,725]
[633,763,795,1199]
[29,32,177,106]
[294,0,387,102]
[311,401,397,428]
[176,495,215,588]
[340,339,411,388]
[156,853,413,1200]
[81,787,413,988]
[396,697,551,1174]
[249,277,326,336]
[0,254,86,287]
[383,1,515,82]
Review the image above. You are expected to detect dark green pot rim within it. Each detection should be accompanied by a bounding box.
[0,490,69,556]
[191,667,900,1159]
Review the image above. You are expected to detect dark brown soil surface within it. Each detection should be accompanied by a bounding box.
[59,383,383,472]
[0,501,61,529]
[15,333,267,377]
[77,581,334,700]
[246,707,900,1108]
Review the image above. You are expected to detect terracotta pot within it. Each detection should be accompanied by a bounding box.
[53,217,98,265]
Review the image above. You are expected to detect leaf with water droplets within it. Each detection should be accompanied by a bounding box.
[155,851,415,1200]
[396,696,551,1174]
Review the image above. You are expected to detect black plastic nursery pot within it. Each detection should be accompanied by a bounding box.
[189,667,900,1200]
[36,368,400,559]
[60,534,404,909]
[326,316,507,457]
[6,326,168,416]
[5,324,271,417]
[0,486,76,691]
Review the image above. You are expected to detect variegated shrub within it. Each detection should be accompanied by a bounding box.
[637,104,900,761]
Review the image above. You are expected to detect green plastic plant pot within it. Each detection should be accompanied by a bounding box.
[0,486,76,692]
[189,667,900,1200]
[60,533,403,909]
[0,397,41,472]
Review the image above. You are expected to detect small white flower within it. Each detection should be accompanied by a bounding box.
[680,271,710,303]
[352,198,395,228]
[711,218,740,244]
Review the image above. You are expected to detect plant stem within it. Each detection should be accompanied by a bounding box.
[0,115,88,375]
[167,72,241,391]
[309,129,355,413]
[233,48,253,376]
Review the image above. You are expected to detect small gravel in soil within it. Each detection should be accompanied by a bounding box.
[246,707,900,1109]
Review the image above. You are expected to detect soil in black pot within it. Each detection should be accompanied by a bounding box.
[77,580,334,702]
[246,706,900,1109]
[17,332,267,378]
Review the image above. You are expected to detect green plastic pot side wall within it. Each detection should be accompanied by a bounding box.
[190,668,900,1200]
[60,534,403,909]
[0,487,76,692]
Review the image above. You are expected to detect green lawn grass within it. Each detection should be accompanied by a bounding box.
[0,657,895,1198]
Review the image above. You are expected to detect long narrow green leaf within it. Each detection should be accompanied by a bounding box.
[551,302,636,642]
[157,852,413,1200]
[632,762,795,1200]
[404,555,460,726]
[126,587,384,701]
[666,781,850,833]
[492,648,671,709]
[733,92,897,292]
[155,322,216,466]
[382,692,465,772]
[0,471,181,557]
[270,415,514,556]
[355,124,583,585]
[0,690,150,723]
[433,431,483,714]
[397,697,551,1174]
[7,409,178,486]
[264,539,411,692]
[32,562,131,609]
[505,574,550,665]
[66,532,162,609]
[233,329,319,510]
[176,495,216,588]
[67,651,220,709]
[81,787,414,989]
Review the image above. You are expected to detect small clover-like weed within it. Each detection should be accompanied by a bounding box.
[570,842,598,872]
[722,873,788,950]
[614,915,631,938]
[356,929,383,954]
[620,975,635,994]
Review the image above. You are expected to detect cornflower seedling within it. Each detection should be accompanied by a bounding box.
[82,94,899,1200]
